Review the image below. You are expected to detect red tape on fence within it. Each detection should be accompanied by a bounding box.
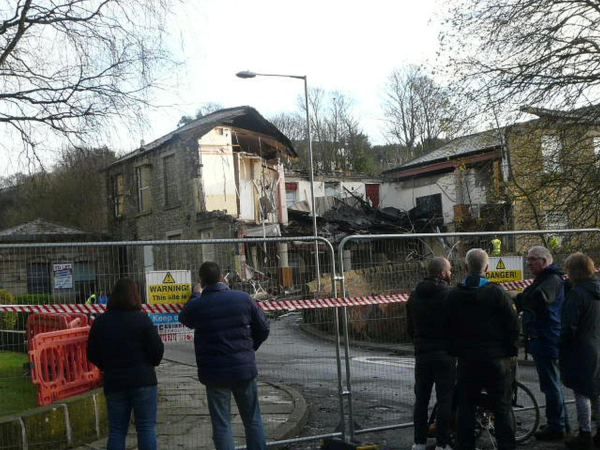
[0,278,535,314]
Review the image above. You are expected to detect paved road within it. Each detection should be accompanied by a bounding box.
[73,361,306,450]
[167,312,578,449]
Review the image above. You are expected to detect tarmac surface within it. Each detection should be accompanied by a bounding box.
[73,360,307,450]
[73,329,583,450]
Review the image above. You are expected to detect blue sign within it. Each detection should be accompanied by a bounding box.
[149,313,179,325]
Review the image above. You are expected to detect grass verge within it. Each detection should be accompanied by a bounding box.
[0,351,37,415]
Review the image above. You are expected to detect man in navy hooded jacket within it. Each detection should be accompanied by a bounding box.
[514,246,568,440]
[179,261,270,450]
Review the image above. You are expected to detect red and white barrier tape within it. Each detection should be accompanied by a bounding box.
[0,278,535,314]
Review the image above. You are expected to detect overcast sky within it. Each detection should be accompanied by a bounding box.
[4,0,443,174]
[143,0,441,149]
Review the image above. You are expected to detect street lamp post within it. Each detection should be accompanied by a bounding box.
[236,70,321,288]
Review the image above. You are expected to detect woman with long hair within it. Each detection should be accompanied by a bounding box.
[87,278,164,450]
[561,253,600,450]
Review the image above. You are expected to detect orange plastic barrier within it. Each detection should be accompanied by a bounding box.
[28,326,102,406]
[26,313,89,350]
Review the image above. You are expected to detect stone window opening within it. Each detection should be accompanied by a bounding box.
[112,174,125,218]
[541,135,563,174]
[163,155,180,207]
[136,165,152,212]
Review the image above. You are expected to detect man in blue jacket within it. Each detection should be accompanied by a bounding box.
[514,246,568,441]
[179,261,270,450]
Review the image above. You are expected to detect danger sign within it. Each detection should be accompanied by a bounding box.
[486,257,523,284]
[146,270,192,304]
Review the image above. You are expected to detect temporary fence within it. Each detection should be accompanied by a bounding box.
[0,230,599,449]
[336,228,600,444]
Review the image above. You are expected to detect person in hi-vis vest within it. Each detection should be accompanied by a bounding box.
[491,236,502,256]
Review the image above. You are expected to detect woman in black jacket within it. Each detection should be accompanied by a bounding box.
[561,253,600,450]
[87,278,164,450]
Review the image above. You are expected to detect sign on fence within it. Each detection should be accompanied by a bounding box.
[146,270,192,304]
[486,257,524,284]
[53,263,73,290]
[146,270,193,342]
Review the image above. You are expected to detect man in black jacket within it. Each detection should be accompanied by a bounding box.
[407,257,455,450]
[448,248,519,450]
[179,262,270,450]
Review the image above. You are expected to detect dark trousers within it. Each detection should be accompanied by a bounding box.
[533,354,567,432]
[414,352,456,446]
[456,358,516,450]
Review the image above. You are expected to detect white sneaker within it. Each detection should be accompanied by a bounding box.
[435,446,452,450]
[411,445,427,450]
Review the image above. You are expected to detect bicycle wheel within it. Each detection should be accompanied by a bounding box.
[512,380,540,443]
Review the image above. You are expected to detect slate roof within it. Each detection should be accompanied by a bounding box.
[521,104,600,123]
[383,128,504,174]
[0,219,98,242]
[111,106,297,166]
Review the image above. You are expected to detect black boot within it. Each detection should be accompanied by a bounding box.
[565,430,594,450]
[593,429,600,448]
[535,425,565,441]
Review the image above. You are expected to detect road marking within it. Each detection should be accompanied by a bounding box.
[352,356,415,368]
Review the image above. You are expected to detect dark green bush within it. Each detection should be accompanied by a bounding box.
[14,294,54,305]
[0,290,17,330]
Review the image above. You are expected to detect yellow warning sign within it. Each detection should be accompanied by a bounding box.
[486,270,523,281]
[486,257,524,284]
[148,283,191,304]
[146,270,192,304]
[163,272,176,283]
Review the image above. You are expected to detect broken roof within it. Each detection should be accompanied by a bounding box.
[383,129,504,175]
[111,106,297,166]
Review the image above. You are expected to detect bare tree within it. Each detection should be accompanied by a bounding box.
[270,90,375,173]
[441,0,600,113]
[438,1,600,240]
[269,111,305,142]
[177,103,225,127]
[382,66,469,164]
[0,0,174,167]
[0,147,116,233]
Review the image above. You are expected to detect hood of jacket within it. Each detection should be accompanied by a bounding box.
[459,274,491,289]
[414,276,449,296]
[573,277,600,300]
[538,264,565,279]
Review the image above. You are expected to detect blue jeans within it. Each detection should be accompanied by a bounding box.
[206,379,267,450]
[533,355,567,432]
[106,385,158,450]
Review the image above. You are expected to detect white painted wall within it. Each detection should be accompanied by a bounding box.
[380,172,458,224]
[198,128,285,224]
[285,177,372,212]
[198,128,238,216]
[380,168,490,224]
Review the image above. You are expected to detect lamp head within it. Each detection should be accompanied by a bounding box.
[236,70,256,79]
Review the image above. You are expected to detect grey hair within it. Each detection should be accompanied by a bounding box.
[428,257,450,277]
[466,248,489,274]
[528,246,553,265]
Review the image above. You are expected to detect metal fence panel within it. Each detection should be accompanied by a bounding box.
[337,229,600,444]
[0,237,342,449]
[2,230,600,448]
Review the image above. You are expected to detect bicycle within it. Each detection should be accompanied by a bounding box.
[428,379,540,448]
